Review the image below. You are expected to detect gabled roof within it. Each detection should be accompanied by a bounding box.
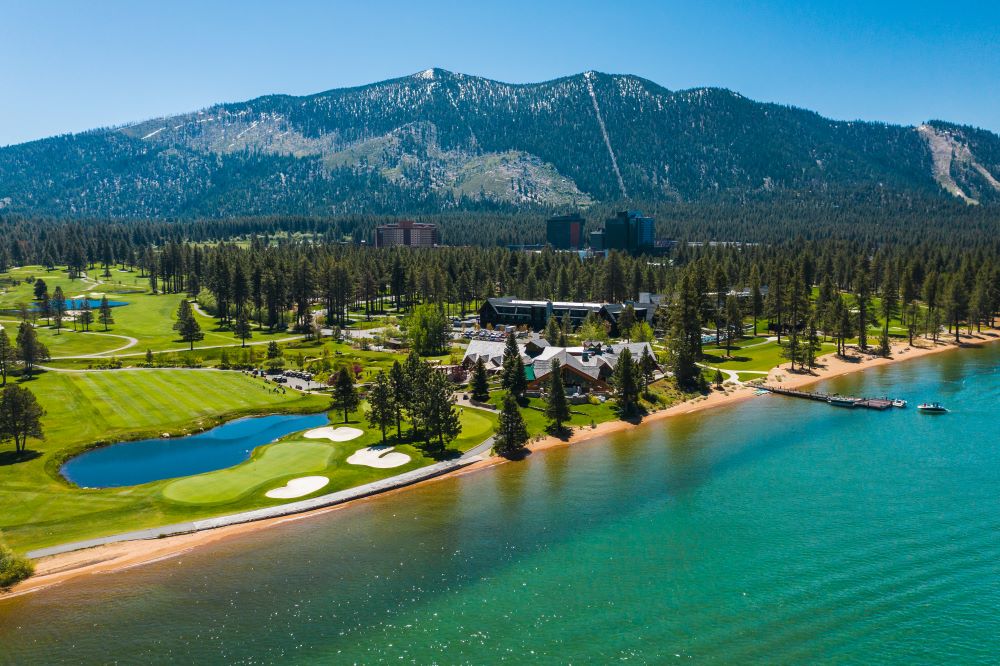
[462,339,508,366]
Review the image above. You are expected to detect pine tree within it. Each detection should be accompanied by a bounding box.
[389,360,408,439]
[403,351,431,439]
[749,263,763,336]
[98,296,114,331]
[618,304,636,340]
[421,370,461,451]
[724,294,742,356]
[51,286,66,334]
[0,384,45,453]
[0,330,15,386]
[545,359,571,434]
[544,315,561,345]
[905,301,921,345]
[639,346,658,391]
[15,322,49,378]
[366,371,395,444]
[469,356,490,402]
[612,347,640,416]
[946,274,968,344]
[879,263,899,357]
[78,298,93,332]
[500,334,527,398]
[173,300,193,331]
[233,312,253,347]
[855,256,873,351]
[494,391,529,457]
[179,313,204,350]
[332,367,359,423]
[804,314,822,369]
[37,289,51,326]
[666,270,702,390]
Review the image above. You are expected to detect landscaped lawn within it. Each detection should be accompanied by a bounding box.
[703,337,838,372]
[488,391,620,438]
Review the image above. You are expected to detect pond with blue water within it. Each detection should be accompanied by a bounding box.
[61,412,329,488]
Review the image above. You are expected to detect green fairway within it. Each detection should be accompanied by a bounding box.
[34,370,317,445]
[162,441,335,504]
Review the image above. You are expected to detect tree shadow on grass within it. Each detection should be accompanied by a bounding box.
[0,449,42,466]
[423,446,463,462]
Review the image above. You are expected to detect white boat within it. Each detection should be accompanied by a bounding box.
[917,402,948,414]
[892,399,907,408]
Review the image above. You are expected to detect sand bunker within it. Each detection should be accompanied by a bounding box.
[347,446,411,469]
[265,476,330,499]
[303,426,364,442]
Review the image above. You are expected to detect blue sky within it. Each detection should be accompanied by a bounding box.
[2,0,998,146]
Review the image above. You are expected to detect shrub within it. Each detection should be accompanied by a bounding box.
[0,543,34,589]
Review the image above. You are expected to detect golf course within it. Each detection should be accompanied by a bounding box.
[0,265,497,554]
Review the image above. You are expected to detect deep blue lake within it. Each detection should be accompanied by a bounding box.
[60,412,329,488]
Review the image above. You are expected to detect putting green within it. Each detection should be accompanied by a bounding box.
[162,441,334,505]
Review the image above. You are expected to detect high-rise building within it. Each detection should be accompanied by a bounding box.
[546,213,584,249]
[375,220,439,248]
[595,211,655,252]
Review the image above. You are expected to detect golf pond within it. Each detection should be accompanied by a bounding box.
[61,412,330,488]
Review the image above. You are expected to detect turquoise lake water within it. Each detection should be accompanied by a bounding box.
[2,344,999,663]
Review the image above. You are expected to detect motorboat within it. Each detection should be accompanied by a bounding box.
[891,399,907,408]
[917,402,948,414]
[828,396,859,407]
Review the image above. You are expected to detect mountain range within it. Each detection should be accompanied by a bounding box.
[1,68,999,218]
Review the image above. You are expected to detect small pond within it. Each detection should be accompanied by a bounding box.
[63,298,129,309]
[61,412,329,488]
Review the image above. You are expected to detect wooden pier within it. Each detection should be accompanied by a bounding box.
[761,386,894,410]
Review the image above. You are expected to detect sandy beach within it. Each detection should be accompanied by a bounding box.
[7,328,998,599]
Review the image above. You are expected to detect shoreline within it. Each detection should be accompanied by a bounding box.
[6,329,999,599]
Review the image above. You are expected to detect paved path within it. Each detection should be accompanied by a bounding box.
[50,331,139,359]
[29,435,496,560]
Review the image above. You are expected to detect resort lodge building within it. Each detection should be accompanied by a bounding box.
[463,335,659,396]
[478,296,660,337]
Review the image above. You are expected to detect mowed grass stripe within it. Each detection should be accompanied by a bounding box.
[75,374,138,424]
[186,374,257,410]
[102,373,176,426]
[141,373,217,418]
[85,372,166,427]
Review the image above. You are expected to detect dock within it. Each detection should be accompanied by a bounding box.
[761,386,894,411]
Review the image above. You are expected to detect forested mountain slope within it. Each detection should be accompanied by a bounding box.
[1,69,998,218]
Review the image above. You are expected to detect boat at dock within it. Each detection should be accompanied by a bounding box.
[917,402,948,414]
[828,396,860,407]
[892,399,907,408]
